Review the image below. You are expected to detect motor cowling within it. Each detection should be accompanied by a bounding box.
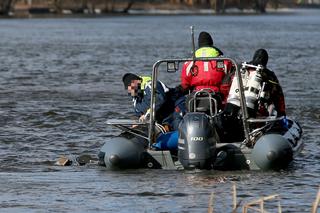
[178,112,218,170]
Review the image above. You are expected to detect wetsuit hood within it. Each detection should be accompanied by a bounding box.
[250,49,269,67]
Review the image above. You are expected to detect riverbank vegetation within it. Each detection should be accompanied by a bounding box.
[1,0,319,18]
[208,183,320,212]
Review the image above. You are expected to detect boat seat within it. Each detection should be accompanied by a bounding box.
[186,89,221,116]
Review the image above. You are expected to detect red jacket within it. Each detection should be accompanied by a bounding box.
[181,59,233,104]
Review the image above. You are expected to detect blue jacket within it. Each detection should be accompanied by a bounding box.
[132,80,169,120]
[132,77,186,130]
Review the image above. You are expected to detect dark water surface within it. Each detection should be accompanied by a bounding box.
[0,9,319,212]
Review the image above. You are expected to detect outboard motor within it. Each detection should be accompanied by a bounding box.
[178,113,218,169]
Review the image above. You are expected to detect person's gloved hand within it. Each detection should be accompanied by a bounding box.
[139,114,147,122]
[139,109,150,123]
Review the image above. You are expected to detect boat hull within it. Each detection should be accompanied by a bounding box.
[99,119,303,171]
[98,132,147,169]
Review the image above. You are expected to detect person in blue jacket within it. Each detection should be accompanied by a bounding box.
[122,73,185,130]
[122,73,185,150]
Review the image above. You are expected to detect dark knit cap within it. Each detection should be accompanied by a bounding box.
[198,31,213,48]
[122,73,141,89]
[250,49,269,67]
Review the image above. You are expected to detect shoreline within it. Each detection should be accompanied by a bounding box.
[0,7,318,19]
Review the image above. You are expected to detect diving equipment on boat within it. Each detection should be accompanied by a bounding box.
[227,62,265,111]
[244,67,263,109]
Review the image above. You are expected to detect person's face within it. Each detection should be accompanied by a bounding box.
[127,79,142,97]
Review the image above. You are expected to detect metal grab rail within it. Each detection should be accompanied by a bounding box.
[247,116,284,123]
[187,89,218,117]
[235,61,251,145]
[148,57,250,148]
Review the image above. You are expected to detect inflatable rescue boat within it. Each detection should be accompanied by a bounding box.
[98,57,303,171]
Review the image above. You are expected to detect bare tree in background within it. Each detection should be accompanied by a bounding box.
[53,0,62,13]
[0,0,16,15]
[103,0,135,13]
[122,0,135,13]
[254,0,268,12]
[82,0,88,12]
[53,0,89,14]
[104,0,115,12]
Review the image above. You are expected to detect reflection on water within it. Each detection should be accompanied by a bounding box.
[0,10,319,212]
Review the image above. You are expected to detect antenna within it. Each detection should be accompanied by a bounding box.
[190,26,196,60]
[190,26,198,76]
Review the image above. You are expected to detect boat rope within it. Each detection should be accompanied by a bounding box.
[114,124,149,140]
[155,123,166,134]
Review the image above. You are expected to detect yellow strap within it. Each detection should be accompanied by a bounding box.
[268,80,279,85]
[145,108,151,116]
[195,47,220,57]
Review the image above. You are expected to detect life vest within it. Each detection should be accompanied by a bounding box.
[181,51,232,92]
[139,76,152,91]
[140,75,169,93]
[194,47,232,106]
[195,47,220,57]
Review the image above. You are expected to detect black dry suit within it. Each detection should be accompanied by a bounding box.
[249,49,286,117]
[219,49,286,143]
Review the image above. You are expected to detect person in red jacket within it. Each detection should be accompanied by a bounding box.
[180,31,233,109]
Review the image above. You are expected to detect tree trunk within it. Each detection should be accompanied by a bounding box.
[212,0,225,13]
[53,0,62,14]
[104,0,115,13]
[0,0,15,16]
[255,0,268,13]
[82,0,88,11]
[122,1,135,13]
